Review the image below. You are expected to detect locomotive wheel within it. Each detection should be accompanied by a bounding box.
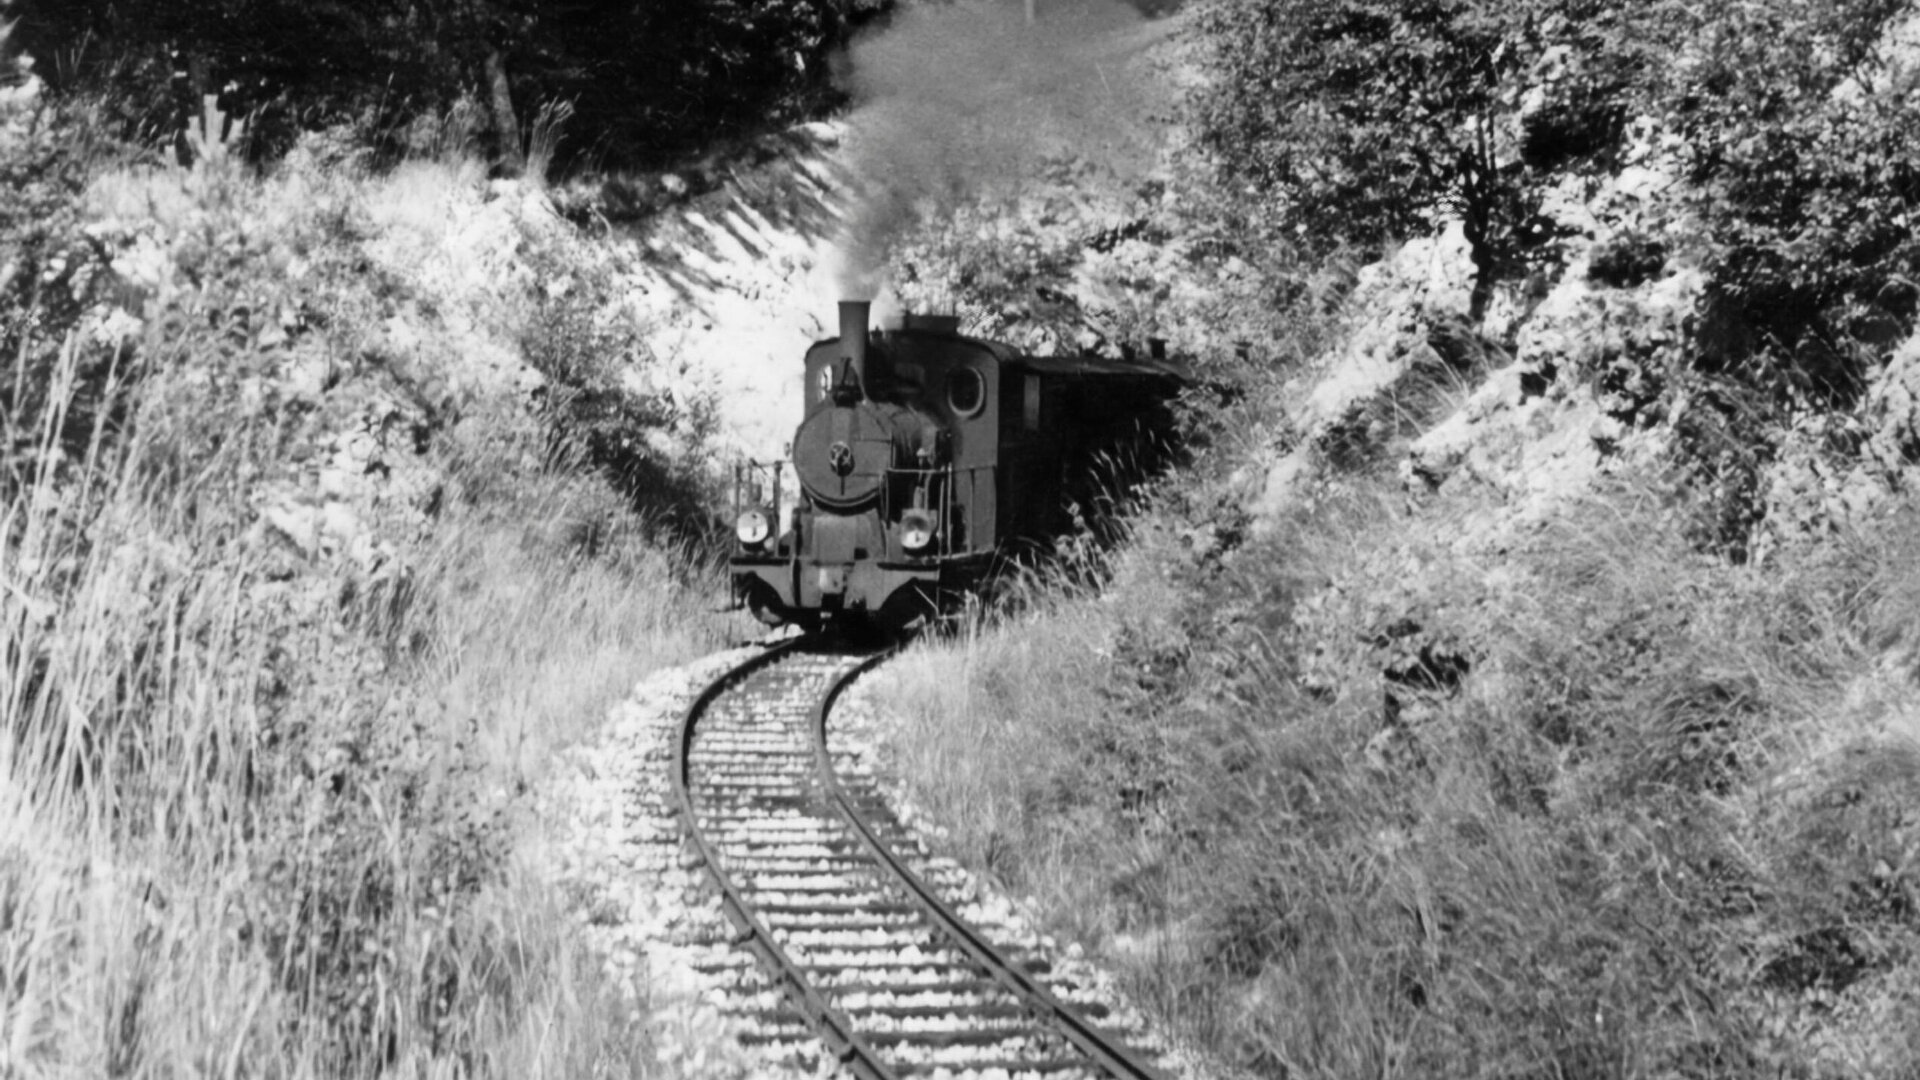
[748,598,785,627]
[741,579,802,629]
[873,581,941,638]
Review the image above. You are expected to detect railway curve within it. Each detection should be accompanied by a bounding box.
[672,640,1175,1078]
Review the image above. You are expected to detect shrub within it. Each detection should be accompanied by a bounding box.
[1655,0,1920,410]
[519,244,719,543]
[1190,0,1664,319]
[1587,230,1667,289]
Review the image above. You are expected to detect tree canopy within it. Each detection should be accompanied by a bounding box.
[1196,0,1526,315]
[1194,0,1920,401]
[10,0,886,171]
[1656,0,1920,405]
[1193,0,1675,318]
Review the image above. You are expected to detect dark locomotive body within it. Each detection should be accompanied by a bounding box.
[730,301,1183,629]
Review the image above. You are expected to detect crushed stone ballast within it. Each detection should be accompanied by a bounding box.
[671,640,1178,1079]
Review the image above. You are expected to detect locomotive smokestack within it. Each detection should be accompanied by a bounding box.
[838,300,871,390]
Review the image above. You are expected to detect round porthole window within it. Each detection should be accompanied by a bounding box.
[947,368,985,416]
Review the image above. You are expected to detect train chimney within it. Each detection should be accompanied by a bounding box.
[838,300,871,390]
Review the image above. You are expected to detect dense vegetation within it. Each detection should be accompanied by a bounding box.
[1196,0,1920,407]
[870,0,1920,1077]
[8,0,1920,1074]
[880,480,1920,1078]
[1,7,731,1071]
[10,0,888,171]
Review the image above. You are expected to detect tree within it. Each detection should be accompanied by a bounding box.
[10,0,465,160]
[10,0,882,172]
[1194,0,1523,318]
[1192,0,1660,320]
[1655,0,1920,407]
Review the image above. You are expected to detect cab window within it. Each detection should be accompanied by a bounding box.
[947,367,985,416]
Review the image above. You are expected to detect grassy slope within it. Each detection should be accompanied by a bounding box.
[874,476,1920,1078]
[2,95,727,1076]
[848,14,1920,1080]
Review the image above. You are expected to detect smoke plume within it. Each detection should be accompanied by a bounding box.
[832,0,1173,299]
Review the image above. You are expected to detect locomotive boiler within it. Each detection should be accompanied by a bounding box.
[730,300,1184,630]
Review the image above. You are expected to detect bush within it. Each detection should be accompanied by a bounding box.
[1587,230,1667,289]
[1655,0,1920,409]
[1195,0,1918,423]
[1190,0,1664,318]
[519,244,719,543]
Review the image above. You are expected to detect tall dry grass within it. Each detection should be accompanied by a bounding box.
[3,96,723,1078]
[868,475,1920,1078]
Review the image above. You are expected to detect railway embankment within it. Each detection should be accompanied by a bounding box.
[0,77,739,1072]
[852,5,1920,1078]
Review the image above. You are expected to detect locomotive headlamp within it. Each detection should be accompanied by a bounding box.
[735,508,772,549]
[900,509,937,553]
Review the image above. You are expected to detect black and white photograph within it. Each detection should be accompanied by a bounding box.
[3,0,1918,1076]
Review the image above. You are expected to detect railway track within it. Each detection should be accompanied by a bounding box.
[671,640,1174,1079]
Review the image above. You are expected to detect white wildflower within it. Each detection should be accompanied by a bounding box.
[91,306,144,346]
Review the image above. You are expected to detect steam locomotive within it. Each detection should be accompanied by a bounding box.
[730,300,1184,630]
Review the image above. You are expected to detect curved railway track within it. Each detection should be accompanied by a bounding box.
[671,639,1174,1079]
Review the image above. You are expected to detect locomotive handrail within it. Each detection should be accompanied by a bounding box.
[878,463,993,559]
[731,459,787,533]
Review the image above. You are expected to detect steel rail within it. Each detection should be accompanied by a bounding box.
[810,652,1171,1080]
[671,639,899,1080]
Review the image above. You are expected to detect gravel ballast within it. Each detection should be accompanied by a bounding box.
[537,645,1223,1078]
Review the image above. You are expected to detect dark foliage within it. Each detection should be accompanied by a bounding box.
[1197,0,1919,564]
[1512,4,1662,172]
[1193,0,1523,305]
[0,100,152,501]
[1653,0,1920,410]
[1194,0,1919,397]
[1587,230,1667,289]
[519,255,719,544]
[1191,0,1666,319]
[12,0,890,172]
